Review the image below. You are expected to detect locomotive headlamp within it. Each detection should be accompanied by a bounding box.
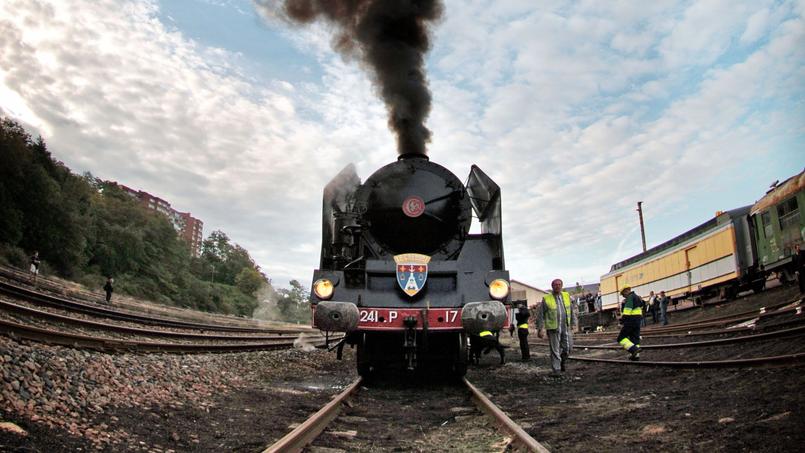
[488,279,510,300]
[313,279,334,300]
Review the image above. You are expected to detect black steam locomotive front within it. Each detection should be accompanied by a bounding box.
[310,154,509,375]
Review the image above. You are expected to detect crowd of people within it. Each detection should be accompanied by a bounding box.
[477,278,663,372]
[574,292,602,314]
[531,280,667,372]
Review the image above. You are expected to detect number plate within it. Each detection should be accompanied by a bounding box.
[358,308,462,330]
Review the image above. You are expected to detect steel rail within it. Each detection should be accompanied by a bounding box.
[261,377,548,453]
[626,302,801,336]
[0,280,308,334]
[570,352,805,367]
[0,298,322,341]
[567,325,755,346]
[0,265,105,303]
[576,325,754,342]
[638,316,805,339]
[547,318,805,351]
[640,297,802,332]
[463,378,549,452]
[262,377,363,453]
[0,265,280,330]
[573,325,805,349]
[576,294,801,338]
[569,325,756,346]
[569,314,805,349]
[0,318,336,353]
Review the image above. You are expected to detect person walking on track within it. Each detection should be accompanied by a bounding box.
[537,278,577,373]
[514,305,531,361]
[618,287,645,360]
[648,291,658,324]
[103,277,114,304]
[658,290,670,325]
[29,251,41,275]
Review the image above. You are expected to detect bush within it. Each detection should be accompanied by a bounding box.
[0,244,29,269]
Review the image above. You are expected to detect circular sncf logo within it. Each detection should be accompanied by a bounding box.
[402,196,425,218]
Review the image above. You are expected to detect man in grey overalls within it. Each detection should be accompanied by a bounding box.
[537,279,577,373]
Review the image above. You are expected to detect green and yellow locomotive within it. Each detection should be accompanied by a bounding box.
[751,171,805,284]
[600,169,804,308]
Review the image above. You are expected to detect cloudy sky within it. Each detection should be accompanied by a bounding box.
[1,0,803,291]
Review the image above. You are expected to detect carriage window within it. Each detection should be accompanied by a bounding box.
[761,211,772,238]
[777,197,798,217]
[777,197,799,233]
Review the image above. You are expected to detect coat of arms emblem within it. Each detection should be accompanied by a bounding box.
[394,253,431,297]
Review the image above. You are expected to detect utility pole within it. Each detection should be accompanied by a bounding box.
[637,201,647,252]
[207,263,216,302]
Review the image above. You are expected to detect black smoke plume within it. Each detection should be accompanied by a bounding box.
[269,0,443,156]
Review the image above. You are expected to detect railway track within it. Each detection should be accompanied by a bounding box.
[0,298,305,341]
[570,352,805,367]
[574,296,803,342]
[639,298,802,334]
[0,279,308,334]
[564,321,805,368]
[537,306,805,354]
[0,316,337,353]
[0,279,341,353]
[529,298,805,369]
[570,324,805,351]
[262,376,549,452]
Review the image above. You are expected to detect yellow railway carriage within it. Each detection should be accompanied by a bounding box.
[600,206,757,310]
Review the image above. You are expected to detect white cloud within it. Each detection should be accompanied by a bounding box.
[0,0,802,292]
[741,8,772,44]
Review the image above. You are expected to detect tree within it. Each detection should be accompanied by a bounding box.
[235,267,265,296]
[0,119,93,275]
[0,118,29,246]
[196,230,259,286]
[276,280,310,322]
[0,116,267,317]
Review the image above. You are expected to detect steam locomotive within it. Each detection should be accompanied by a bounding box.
[310,154,510,376]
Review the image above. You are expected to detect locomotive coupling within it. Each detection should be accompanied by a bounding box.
[461,301,507,334]
[313,301,359,332]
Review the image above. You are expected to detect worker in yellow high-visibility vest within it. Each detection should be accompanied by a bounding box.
[617,287,645,361]
[537,279,577,373]
[514,305,530,361]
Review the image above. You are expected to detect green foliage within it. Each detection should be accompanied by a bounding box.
[0,244,28,269]
[235,267,265,296]
[275,280,311,323]
[0,117,270,317]
[0,119,29,247]
[196,231,258,286]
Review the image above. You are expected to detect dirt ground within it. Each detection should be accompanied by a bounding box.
[0,344,357,452]
[307,376,511,453]
[471,284,805,452]
[471,353,805,452]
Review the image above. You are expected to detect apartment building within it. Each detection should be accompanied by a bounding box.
[116,184,204,257]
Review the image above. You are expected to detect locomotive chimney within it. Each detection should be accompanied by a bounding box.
[397,153,429,161]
